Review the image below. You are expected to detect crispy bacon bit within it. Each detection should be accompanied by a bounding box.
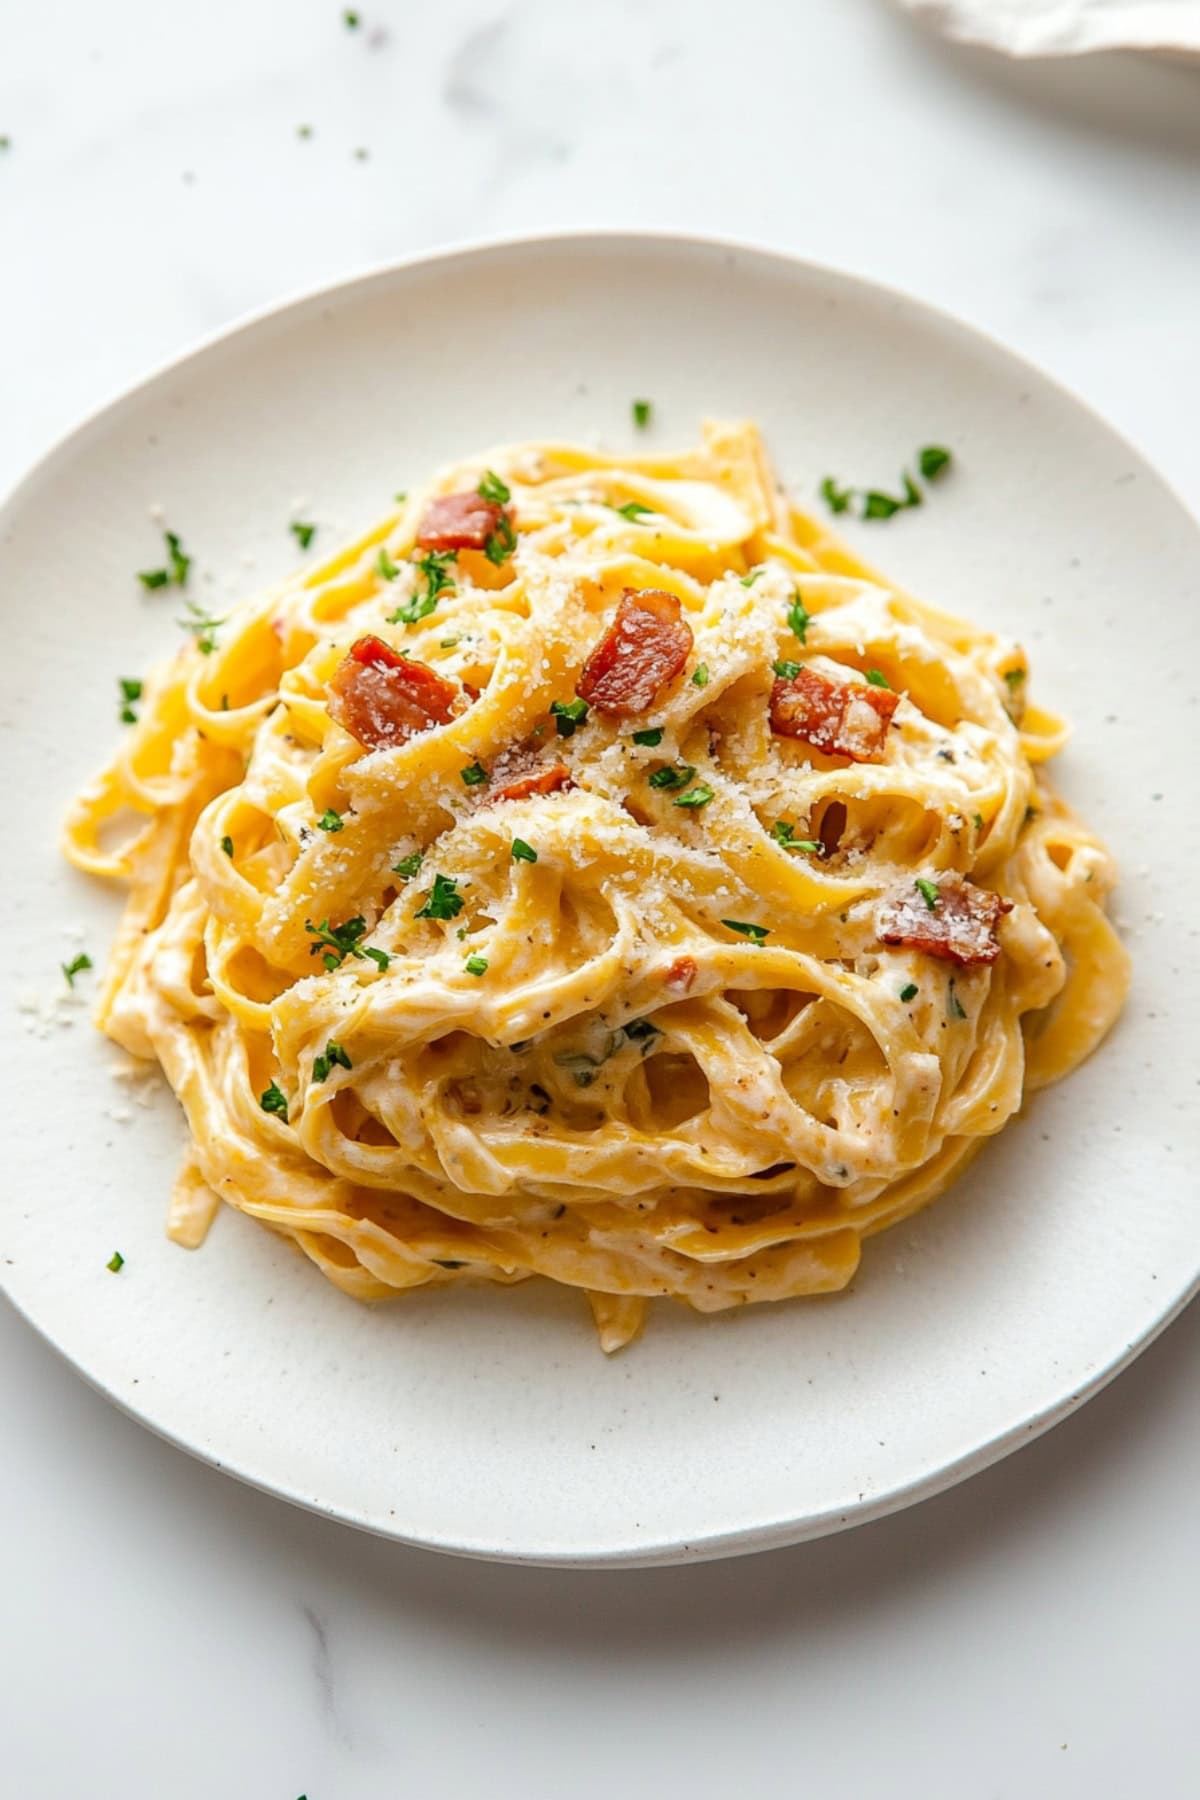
[876,877,1013,967]
[328,635,459,751]
[495,762,574,803]
[664,955,697,991]
[769,665,899,763]
[577,588,694,717]
[416,491,507,552]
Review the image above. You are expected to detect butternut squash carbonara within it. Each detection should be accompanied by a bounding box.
[64,423,1129,1350]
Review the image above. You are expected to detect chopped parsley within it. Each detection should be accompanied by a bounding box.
[106,1250,125,1273]
[297,123,313,139]
[138,529,191,590]
[317,808,344,832]
[511,838,538,863]
[62,953,93,987]
[631,726,663,747]
[771,820,820,853]
[483,514,516,566]
[464,955,489,977]
[721,919,770,942]
[632,399,652,429]
[305,915,389,972]
[477,470,511,506]
[865,669,891,689]
[439,635,461,648]
[918,445,952,481]
[899,982,919,1004]
[609,501,655,521]
[648,763,695,791]
[550,698,589,738]
[820,477,853,515]
[740,569,762,587]
[772,659,802,681]
[118,676,143,724]
[914,877,941,911]
[389,550,456,623]
[862,480,920,521]
[416,873,464,921]
[291,521,317,550]
[460,761,488,787]
[313,1041,352,1082]
[178,598,227,655]
[1003,668,1026,690]
[377,546,400,581]
[674,784,714,809]
[786,593,810,644]
[973,812,985,831]
[343,8,360,25]
[691,663,710,688]
[220,835,234,858]
[947,977,968,1021]
[392,851,424,879]
[260,1081,289,1122]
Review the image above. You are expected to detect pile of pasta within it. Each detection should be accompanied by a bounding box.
[64,422,1129,1350]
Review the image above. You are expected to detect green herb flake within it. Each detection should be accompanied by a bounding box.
[464,955,489,977]
[721,919,770,943]
[260,1081,289,1122]
[631,727,663,747]
[297,124,313,140]
[550,698,589,738]
[820,477,853,515]
[899,982,919,1004]
[291,521,317,550]
[673,784,714,809]
[786,593,810,644]
[343,8,360,26]
[477,470,511,506]
[389,550,456,624]
[392,851,424,879]
[915,877,941,912]
[632,399,652,429]
[691,663,710,688]
[118,676,143,723]
[363,946,390,971]
[862,490,903,521]
[1003,668,1026,690]
[511,839,538,863]
[416,873,464,921]
[62,952,93,987]
[166,532,191,585]
[648,762,695,791]
[947,978,968,1021]
[460,761,488,788]
[865,669,891,689]
[220,835,234,858]
[106,1250,125,1273]
[313,1040,352,1082]
[439,635,461,648]
[483,514,517,566]
[610,501,655,522]
[973,812,985,832]
[317,808,344,832]
[304,915,368,968]
[771,821,820,853]
[138,568,170,590]
[740,569,762,587]
[377,546,400,581]
[178,598,227,655]
[918,445,952,481]
[773,659,802,681]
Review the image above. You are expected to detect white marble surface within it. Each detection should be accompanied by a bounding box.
[2,2,1198,1794]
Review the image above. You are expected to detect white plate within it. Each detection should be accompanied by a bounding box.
[3,233,1197,1566]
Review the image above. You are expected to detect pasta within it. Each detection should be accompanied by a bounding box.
[63,422,1130,1351]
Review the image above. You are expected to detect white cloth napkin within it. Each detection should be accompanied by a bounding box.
[897,0,1200,55]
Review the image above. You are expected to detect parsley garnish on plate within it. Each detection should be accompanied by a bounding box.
[389,550,455,623]
[772,820,820,853]
[820,477,853,515]
[900,982,919,1003]
[914,877,940,911]
[691,663,709,688]
[632,399,652,429]
[477,470,511,506]
[947,977,968,1021]
[313,1041,352,1081]
[317,808,344,832]
[460,761,488,788]
[62,953,92,987]
[918,445,952,481]
[343,8,360,25]
[609,501,655,522]
[464,955,489,977]
[722,919,770,942]
[291,521,317,550]
[1003,668,1026,690]
[416,874,464,921]
[511,838,538,863]
[178,598,227,655]
[773,659,802,681]
[392,851,423,879]
[377,546,400,581]
[139,529,191,590]
[550,698,589,738]
[786,593,810,644]
[631,726,663,747]
[674,784,714,809]
[220,835,234,857]
[740,569,762,587]
[484,514,516,566]
[118,676,143,724]
[106,1250,125,1273]
[865,669,891,688]
[648,763,695,791]
[260,1081,289,1121]
[305,915,389,971]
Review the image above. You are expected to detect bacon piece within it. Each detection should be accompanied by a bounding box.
[664,955,697,992]
[416,491,507,552]
[876,877,1013,967]
[577,588,693,717]
[769,666,899,763]
[495,763,574,803]
[328,635,459,751]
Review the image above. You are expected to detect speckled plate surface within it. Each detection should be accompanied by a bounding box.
[2,233,1197,1565]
